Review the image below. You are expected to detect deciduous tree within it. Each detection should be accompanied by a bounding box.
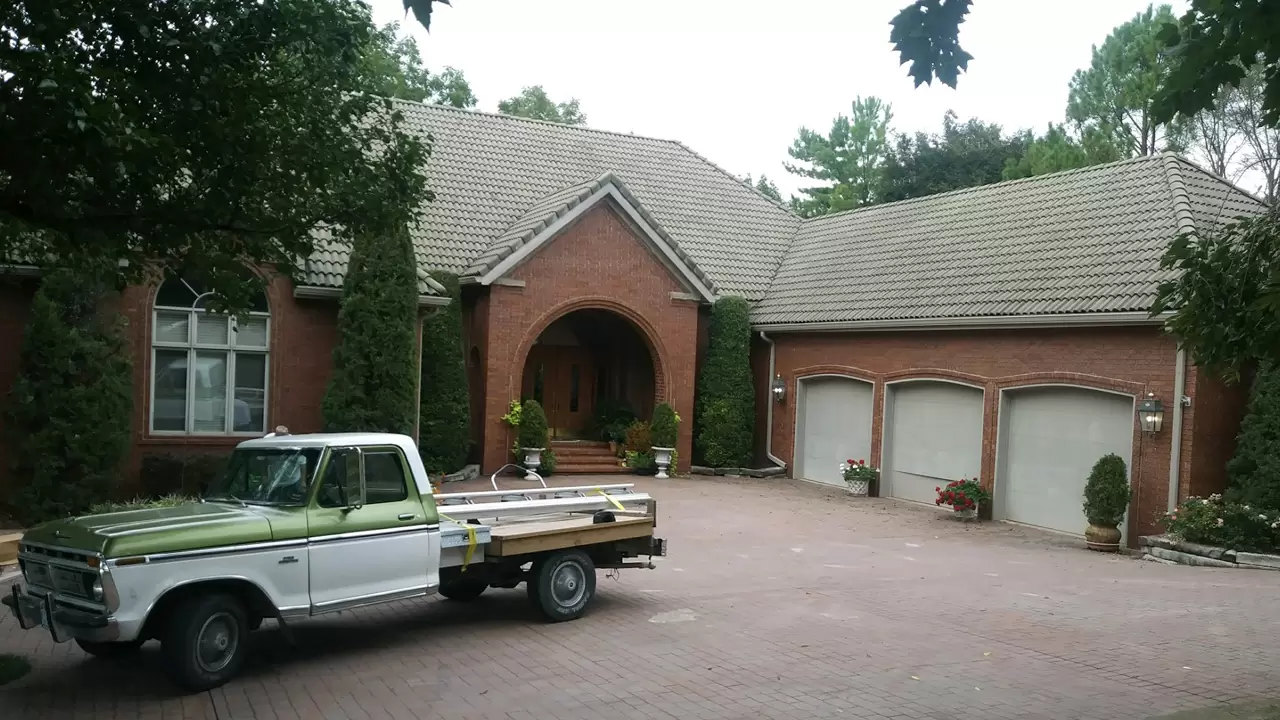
[880,112,1030,202]
[364,22,476,107]
[498,86,587,125]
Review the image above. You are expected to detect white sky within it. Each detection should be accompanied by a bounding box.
[371,0,1190,199]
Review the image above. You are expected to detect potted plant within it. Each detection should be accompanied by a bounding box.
[1083,453,1129,552]
[840,458,878,496]
[935,477,988,519]
[650,403,679,479]
[623,420,654,474]
[518,399,548,481]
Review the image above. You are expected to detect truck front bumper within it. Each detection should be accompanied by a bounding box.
[3,583,118,643]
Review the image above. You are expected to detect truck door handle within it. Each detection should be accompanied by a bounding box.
[398,513,415,521]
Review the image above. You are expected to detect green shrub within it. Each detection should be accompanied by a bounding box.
[322,222,419,435]
[650,402,679,448]
[418,271,470,473]
[518,399,549,450]
[1226,364,1280,512]
[1162,494,1280,552]
[694,297,755,467]
[139,453,230,498]
[625,450,655,474]
[624,420,652,455]
[591,398,636,444]
[90,493,195,515]
[541,449,557,476]
[6,268,132,524]
[1083,454,1130,527]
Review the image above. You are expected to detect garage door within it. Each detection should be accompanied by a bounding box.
[796,377,873,486]
[998,386,1133,535]
[883,381,984,505]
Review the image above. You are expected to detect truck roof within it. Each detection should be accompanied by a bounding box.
[235,432,432,494]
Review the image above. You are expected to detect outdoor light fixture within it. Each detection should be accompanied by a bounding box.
[771,374,787,403]
[1137,393,1164,434]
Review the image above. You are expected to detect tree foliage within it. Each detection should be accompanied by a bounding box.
[364,22,476,107]
[1226,364,1280,512]
[322,222,421,435]
[785,97,893,217]
[1083,454,1130,527]
[1226,63,1280,203]
[880,112,1031,203]
[418,272,470,474]
[1067,5,1192,158]
[889,0,973,88]
[6,269,132,523]
[1152,207,1280,384]
[1002,124,1121,181]
[650,402,679,449]
[498,86,587,125]
[517,399,549,450]
[694,297,755,468]
[741,174,783,203]
[1,0,431,314]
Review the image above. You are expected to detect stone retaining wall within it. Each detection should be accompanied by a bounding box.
[1138,535,1280,571]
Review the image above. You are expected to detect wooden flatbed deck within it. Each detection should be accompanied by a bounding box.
[484,515,655,557]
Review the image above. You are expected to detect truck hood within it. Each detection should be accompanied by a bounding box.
[23,502,280,558]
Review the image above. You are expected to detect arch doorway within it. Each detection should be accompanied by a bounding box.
[521,309,657,440]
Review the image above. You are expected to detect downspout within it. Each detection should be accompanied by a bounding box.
[759,331,786,469]
[1167,346,1187,513]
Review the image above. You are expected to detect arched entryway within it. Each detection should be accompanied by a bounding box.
[520,309,658,440]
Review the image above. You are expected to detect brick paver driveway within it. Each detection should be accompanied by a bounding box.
[3,475,1280,720]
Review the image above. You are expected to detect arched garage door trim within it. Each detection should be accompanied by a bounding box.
[793,374,875,487]
[880,378,986,507]
[994,383,1136,539]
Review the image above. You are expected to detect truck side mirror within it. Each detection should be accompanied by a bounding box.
[343,448,366,511]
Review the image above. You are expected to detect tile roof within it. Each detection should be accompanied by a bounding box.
[751,154,1267,326]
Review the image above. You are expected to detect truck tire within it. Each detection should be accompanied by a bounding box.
[76,638,143,658]
[529,549,596,622]
[438,575,487,601]
[160,593,249,692]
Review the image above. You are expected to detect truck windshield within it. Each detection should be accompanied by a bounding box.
[205,447,323,506]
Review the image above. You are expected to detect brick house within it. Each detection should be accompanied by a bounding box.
[0,102,1266,541]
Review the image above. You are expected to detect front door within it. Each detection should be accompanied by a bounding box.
[306,446,436,613]
[525,346,596,439]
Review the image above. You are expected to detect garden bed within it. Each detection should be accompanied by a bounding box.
[1138,535,1280,570]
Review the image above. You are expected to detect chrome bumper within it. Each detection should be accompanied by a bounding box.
[3,583,117,643]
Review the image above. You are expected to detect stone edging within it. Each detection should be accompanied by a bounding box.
[690,465,787,479]
[1138,535,1280,570]
[438,464,480,484]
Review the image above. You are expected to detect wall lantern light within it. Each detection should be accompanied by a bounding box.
[771,374,787,403]
[1137,393,1164,434]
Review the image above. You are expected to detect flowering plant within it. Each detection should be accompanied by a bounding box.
[935,477,988,513]
[1162,494,1280,552]
[840,458,878,485]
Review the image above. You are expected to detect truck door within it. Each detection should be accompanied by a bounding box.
[306,445,436,612]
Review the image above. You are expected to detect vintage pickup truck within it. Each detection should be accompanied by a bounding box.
[3,431,664,691]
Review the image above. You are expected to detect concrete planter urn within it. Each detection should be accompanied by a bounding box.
[1084,523,1122,552]
[522,447,544,481]
[652,447,674,479]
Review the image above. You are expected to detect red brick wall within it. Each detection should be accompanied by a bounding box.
[1185,366,1248,499]
[0,277,36,507]
[477,203,701,473]
[766,326,1203,539]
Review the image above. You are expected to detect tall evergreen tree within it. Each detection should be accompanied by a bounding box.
[322,222,420,435]
[694,296,755,467]
[6,268,132,523]
[418,271,470,473]
[785,96,893,217]
[1226,364,1280,512]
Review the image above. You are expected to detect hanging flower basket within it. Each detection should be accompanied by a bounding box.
[840,459,879,497]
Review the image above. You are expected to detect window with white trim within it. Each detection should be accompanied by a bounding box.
[151,276,270,435]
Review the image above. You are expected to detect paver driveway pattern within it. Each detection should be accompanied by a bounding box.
[2,475,1280,720]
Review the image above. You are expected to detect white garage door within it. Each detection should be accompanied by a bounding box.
[999,387,1133,535]
[884,382,984,505]
[796,377,873,486]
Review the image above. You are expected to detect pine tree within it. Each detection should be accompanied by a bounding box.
[322,222,420,435]
[694,296,755,467]
[6,269,133,523]
[1226,364,1280,512]
[418,271,470,473]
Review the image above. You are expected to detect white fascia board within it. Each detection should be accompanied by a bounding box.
[752,310,1172,333]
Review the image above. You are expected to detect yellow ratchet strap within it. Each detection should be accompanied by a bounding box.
[438,513,477,572]
[594,489,625,512]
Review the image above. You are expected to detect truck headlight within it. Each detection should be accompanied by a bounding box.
[91,577,104,601]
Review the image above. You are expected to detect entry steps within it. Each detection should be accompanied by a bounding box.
[550,440,629,474]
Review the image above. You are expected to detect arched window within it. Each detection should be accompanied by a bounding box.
[150,276,270,434]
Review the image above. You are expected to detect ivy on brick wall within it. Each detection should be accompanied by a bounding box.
[6,269,133,523]
[694,296,756,467]
[322,222,419,435]
[418,271,470,474]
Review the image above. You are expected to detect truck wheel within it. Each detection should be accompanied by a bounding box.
[76,638,143,658]
[530,549,596,622]
[438,576,487,601]
[160,593,249,692]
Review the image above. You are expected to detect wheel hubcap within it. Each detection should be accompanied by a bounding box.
[196,612,239,674]
[550,561,587,608]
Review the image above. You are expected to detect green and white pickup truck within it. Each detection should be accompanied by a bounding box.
[3,431,664,691]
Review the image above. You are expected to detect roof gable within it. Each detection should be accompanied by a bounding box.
[463,172,717,302]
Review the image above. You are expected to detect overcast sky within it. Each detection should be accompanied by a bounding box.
[370,0,1190,199]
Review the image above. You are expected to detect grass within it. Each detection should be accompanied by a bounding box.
[88,492,196,515]
[0,653,32,686]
